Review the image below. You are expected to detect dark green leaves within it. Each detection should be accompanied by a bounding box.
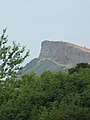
[0,69,90,119]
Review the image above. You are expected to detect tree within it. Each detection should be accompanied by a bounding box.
[0,28,29,79]
[68,63,90,74]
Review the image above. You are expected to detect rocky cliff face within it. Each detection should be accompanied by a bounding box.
[39,40,90,65]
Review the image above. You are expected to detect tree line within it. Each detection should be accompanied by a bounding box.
[0,67,90,120]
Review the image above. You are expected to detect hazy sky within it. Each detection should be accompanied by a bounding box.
[0,0,90,63]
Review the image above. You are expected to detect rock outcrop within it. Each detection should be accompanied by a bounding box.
[39,40,90,65]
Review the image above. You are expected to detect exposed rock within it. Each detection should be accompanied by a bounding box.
[39,40,90,65]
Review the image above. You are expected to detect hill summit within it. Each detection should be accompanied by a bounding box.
[39,40,90,65]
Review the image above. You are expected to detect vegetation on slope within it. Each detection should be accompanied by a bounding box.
[19,58,67,75]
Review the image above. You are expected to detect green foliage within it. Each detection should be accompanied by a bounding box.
[0,68,90,119]
[0,29,29,79]
[68,63,90,74]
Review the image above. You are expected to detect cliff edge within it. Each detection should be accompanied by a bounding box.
[39,40,90,65]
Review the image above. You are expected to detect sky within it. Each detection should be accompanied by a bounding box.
[0,0,90,64]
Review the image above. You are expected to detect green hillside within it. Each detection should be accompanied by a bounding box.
[19,58,67,75]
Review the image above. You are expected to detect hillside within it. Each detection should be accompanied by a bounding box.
[19,58,67,75]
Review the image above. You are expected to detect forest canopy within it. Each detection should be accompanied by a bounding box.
[0,66,90,120]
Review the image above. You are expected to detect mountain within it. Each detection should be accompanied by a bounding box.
[19,40,90,74]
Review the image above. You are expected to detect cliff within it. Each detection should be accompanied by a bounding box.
[39,40,90,65]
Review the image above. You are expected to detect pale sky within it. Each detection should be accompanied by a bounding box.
[0,0,90,64]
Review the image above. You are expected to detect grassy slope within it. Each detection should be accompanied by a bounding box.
[19,58,67,75]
